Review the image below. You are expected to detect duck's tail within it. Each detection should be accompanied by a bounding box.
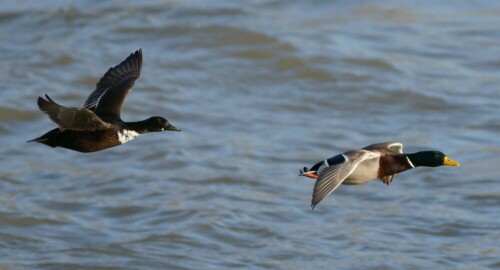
[27,137,46,143]
[299,166,309,175]
[299,166,319,179]
[27,129,59,147]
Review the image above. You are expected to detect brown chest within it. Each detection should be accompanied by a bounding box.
[377,154,412,178]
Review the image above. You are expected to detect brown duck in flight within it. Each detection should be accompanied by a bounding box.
[29,49,181,152]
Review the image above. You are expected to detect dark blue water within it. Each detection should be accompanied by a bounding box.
[0,1,499,269]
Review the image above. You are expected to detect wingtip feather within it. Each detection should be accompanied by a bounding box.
[131,48,142,63]
[43,94,56,103]
[37,95,48,110]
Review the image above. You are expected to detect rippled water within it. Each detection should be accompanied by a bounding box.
[1,1,499,269]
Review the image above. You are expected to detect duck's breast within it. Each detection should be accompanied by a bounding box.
[117,129,140,144]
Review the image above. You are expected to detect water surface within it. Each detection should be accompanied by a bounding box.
[0,1,499,269]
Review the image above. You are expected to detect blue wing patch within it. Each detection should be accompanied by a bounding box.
[325,154,347,167]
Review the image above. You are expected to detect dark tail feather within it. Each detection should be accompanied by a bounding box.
[27,128,59,147]
[27,136,48,143]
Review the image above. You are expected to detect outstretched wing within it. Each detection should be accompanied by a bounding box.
[38,95,110,131]
[364,141,403,154]
[81,49,142,121]
[311,150,379,209]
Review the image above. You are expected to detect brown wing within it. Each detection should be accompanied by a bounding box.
[81,49,142,121]
[38,95,110,131]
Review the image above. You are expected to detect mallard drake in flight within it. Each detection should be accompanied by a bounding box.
[300,142,460,209]
[29,49,181,152]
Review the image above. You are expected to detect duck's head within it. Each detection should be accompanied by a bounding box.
[407,151,460,167]
[145,116,181,132]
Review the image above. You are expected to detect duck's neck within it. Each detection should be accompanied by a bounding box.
[123,120,149,134]
[379,154,415,176]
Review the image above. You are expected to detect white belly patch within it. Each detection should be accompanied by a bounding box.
[117,130,140,144]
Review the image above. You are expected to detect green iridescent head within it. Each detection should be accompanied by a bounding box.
[406,151,461,167]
